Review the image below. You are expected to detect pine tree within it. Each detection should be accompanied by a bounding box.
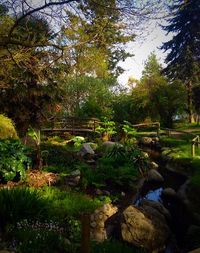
[161,0,200,123]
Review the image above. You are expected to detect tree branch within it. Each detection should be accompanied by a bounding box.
[8,0,78,39]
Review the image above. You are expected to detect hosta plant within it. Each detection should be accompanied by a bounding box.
[0,139,31,181]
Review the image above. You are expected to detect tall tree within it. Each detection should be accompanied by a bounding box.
[161,0,200,123]
[0,15,62,135]
[131,53,186,127]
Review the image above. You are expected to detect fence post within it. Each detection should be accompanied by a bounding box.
[167,129,170,137]
[81,213,90,253]
[191,141,195,157]
[157,123,160,137]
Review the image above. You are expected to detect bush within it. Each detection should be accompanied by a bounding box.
[0,114,18,139]
[41,143,77,170]
[0,139,31,181]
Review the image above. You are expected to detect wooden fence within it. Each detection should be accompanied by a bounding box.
[132,122,160,136]
[161,128,200,157]
[191,135,200,157]
[42,117,100,135]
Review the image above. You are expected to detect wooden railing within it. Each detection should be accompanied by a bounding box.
[42,117,100,134]
[161,128,200,157]
[132,122,160,136]
[191,135,200,157]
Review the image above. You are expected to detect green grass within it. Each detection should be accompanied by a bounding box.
[91,240,146,253]
[39,187,109,218]
[160,135,200,214]
[161,136,200,159]
[174,122,200,130]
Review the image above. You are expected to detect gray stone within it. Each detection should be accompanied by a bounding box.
[102,141,122,150]
[121,205,169,251]
[150,161,159,170]
[162,188,177,199]
[78,143,95,156]
[96,189,103,195]
[147,169,164,183]
[70,169,81,177]
[139,200,171,221]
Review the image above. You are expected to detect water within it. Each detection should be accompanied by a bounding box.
[135,187,163,205]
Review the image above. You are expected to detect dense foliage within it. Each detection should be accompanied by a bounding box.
[161,0,200,123]
[0,139,30,181]
[0,114,18,139]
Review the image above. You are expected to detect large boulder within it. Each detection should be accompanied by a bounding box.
[139,200,171,222]
[121,205,169,251]
[90,203,118,242]
[187,249,200,253]
[146,169,164,183]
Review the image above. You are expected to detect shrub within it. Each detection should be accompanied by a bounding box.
[0,139,31,181]
[0,114,18,139]
[41,143,77,170]
[96,118,116,141]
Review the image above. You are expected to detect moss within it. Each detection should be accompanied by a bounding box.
[0,114,18,139]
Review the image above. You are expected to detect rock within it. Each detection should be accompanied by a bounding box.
[139,137,153,146]
[147,169,164,183]
[86,159,96,165]
[0,251,14,253]
[70,169,81,177]
[121,191,125,197]
[121,205,169,251]
[78,143,95,156]
[177,179,191,205]
[152,137,159,142]
[102,141,122,151]
[150,161,159,170]
[66,171,81,186]
[64,238,71,245]
[187,249,200,253]
[103,190,111,196]
[162,188,177,199]
[185,225,200,250]
[96,189,103,195]
[139,200,171,222]
[67,176,80,186]
[142,151,149,158]
[90,203,118,242]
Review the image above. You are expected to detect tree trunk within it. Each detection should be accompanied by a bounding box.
[187,81,195,123]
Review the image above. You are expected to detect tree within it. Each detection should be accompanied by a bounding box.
[131,53,186,127]
[192,85,200,124]
[161,0,200,123]
[0,15,62,135]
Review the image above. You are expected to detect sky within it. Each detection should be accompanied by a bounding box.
[117,20,172,86]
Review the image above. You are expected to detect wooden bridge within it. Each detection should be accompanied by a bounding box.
[42,117,101,135]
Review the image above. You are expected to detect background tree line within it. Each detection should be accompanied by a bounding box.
[0,0,199,136]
